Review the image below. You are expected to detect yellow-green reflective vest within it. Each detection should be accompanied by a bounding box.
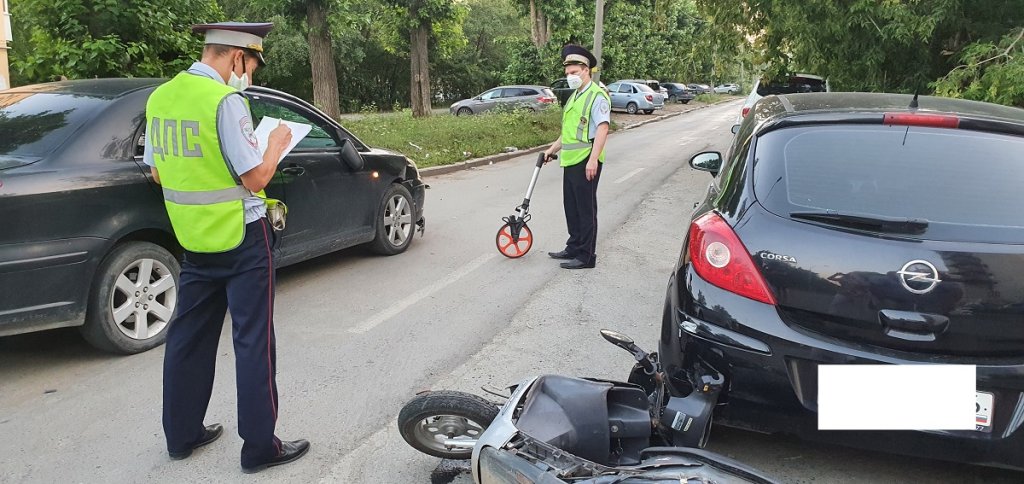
[560,81,610,167]
[146,72,262,253]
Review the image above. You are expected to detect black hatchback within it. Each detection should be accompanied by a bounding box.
[662,92,1024,470]
[0,79,426,354]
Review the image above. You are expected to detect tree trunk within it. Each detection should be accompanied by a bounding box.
[529,0,549,48]
[306,0,341,120]
[410,22,432,118]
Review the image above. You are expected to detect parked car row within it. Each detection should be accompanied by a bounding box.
[606,81,665,114]
[0,79,427,353]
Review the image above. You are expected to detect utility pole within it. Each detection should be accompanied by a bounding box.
[0,0,10,90]
[592,0,604,84]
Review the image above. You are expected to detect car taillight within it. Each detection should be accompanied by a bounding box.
[741,107,750,117]
[883,113,959,128]
[538,96,555,103]
[645,94,653,102]
[687,212,776,305]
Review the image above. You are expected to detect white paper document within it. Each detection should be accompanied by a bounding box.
[253,116,313,163]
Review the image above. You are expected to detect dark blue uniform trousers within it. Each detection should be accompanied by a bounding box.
[163,219,282,467]
[562,160,603,265]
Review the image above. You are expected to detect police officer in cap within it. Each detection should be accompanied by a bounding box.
[143,21,309,473]
[543,45,611,269]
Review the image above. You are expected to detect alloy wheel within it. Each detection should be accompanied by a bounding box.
[384,194,413,247]
[109,258,176,340]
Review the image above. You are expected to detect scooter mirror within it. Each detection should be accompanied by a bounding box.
[600,329,634,347]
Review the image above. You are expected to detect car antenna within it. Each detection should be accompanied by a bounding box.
[908,88,920,109]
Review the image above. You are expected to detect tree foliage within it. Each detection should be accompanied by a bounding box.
[9,0,223,84]
[696,0,1024,100]
[933,27,1024,107]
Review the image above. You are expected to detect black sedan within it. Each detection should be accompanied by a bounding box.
[662,92,1024,470]
[0,79,426,354]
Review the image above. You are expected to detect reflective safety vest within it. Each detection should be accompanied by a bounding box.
[146,72,262,253]
[560,81,610,167]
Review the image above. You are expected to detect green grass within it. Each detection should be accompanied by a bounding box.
[344,107,565,168]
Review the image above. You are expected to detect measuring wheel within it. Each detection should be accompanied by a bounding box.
[496,221,533,258]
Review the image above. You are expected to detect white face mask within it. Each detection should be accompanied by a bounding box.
[227,56,251,90]
[227,71,250,91]
[567,74,583,90]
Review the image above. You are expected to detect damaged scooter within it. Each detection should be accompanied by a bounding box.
[397,330,779,483]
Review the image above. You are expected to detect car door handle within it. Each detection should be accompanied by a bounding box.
[280,165,305,176]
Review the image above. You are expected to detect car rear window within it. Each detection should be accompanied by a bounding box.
[542,88,555,97]
[753,125,1024,242]
[0,92,107,165]
[756,76,826,96]
[635,84,654,93]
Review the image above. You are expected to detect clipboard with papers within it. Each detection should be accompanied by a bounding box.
[252,116,313,163]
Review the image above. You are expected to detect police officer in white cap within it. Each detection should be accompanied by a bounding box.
[543,45,611,269]
[144,22,309,473]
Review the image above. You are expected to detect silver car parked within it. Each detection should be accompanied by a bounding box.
[606,82,665,115]
[450,85,557,116]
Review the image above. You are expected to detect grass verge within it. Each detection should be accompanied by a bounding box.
[344,107,565,168]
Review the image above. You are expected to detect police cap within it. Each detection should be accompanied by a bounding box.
[561,44,598,69]
[192,22,274,66]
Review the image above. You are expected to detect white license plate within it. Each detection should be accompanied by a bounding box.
[976,391,994,432]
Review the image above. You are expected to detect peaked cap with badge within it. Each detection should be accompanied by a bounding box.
[192,22,274,66]
[561,44,598,69]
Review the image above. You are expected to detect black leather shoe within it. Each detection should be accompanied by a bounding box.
[242,439,311,474]
[548,250,575,260]
[168,423,224,460]
[560,259,595,269]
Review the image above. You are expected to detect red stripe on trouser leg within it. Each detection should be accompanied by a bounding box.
[259,219,282,455]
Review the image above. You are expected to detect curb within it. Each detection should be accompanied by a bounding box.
[419,97,738,178]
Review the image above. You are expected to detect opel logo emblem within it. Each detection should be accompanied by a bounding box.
[897,260,941,294]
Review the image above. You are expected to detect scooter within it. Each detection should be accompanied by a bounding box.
[397,330,779,484]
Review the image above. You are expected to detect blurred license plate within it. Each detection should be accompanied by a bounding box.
[976,391,994,432]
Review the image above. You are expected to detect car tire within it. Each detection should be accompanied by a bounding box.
[643,109,654,115]
[626,102,638,114]
[369,183,416,255]
[398,391,499,459]
[457,107,472,116]
[668,94,677,103]
[80,241,180,354]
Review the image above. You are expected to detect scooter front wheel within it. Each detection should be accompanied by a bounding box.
[398,391,499,459]
[496,222,533,258]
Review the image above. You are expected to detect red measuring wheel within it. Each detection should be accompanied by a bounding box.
[495,222,533,258]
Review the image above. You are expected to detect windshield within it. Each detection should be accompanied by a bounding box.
[0,92,106,163]
[753,125,1024,242]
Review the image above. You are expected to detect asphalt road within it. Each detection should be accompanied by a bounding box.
[0,100,1019,483]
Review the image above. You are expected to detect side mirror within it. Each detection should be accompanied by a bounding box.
[730,124,740,134]
[340,139,364,171]
[690,151,723,175]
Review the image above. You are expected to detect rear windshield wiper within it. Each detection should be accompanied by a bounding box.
[790,211,929,234]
